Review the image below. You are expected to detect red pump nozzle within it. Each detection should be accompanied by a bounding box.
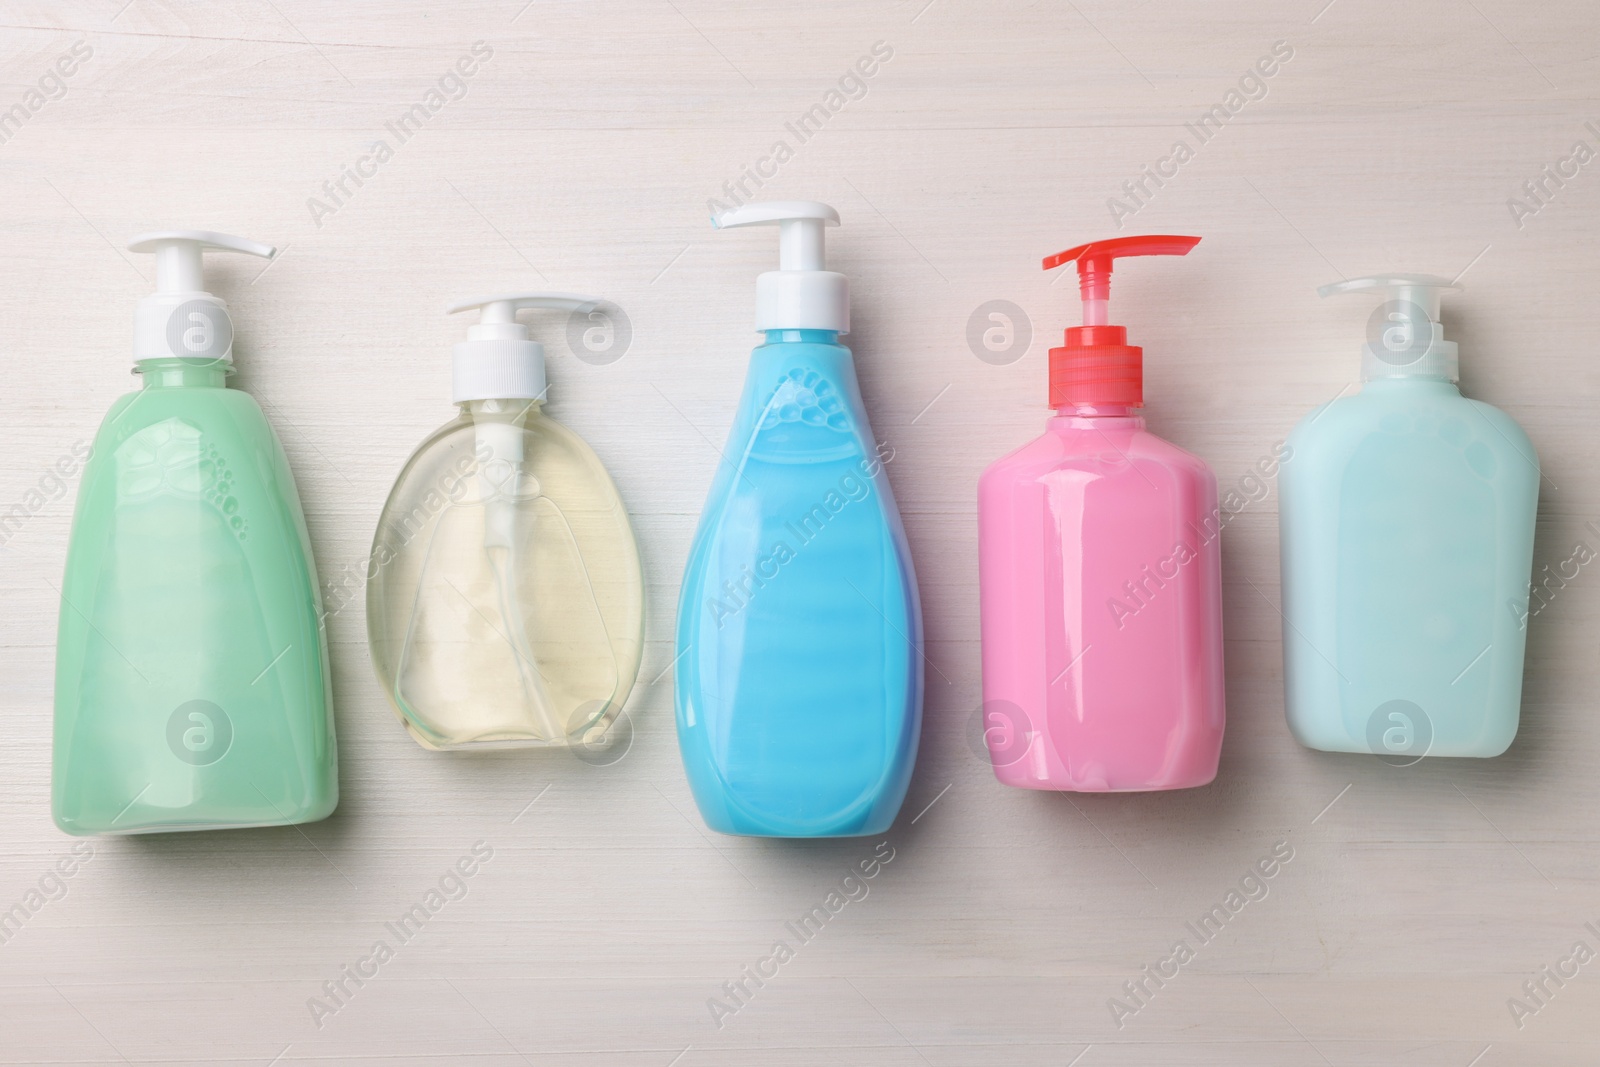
[1042,234,1200,408]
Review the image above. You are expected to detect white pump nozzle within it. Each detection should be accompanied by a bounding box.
[1320,274,1461,382]
[445,293,595,740]
[713,201,848,334]
[446,292,600,403]
[127,230,275,363]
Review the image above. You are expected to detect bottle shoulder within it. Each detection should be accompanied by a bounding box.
[85,386,281,487]
[1286,387,1538,478]
[982,421,1213,485]
[1463,396,1537,456]
[67,386,312,572]
[101,383,265,434]
[406,410,605,465]
[383,410,624,516]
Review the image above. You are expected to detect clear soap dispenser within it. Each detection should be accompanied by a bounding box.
[366,293,644,750]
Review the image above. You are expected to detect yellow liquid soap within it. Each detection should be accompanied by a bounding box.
[367,399,643,749]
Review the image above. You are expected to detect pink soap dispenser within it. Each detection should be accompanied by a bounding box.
[977,235,1224,791]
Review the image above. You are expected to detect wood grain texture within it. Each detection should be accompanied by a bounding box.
[1,0,1598,1063]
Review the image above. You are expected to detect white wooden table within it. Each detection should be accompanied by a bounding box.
[2,1,1597,1063]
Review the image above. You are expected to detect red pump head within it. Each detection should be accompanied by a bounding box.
[1042,234,1201,408]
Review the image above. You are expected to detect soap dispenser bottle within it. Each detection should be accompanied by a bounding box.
[366,293,644,750]
[1279,275,1538,758]
[977,235,1225,791]
[53,231,337,834]
[675,201,922,837]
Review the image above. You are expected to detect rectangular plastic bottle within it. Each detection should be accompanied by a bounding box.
[979,236,1225,791]
[1280,276,1538,759]
[53,232,337,834]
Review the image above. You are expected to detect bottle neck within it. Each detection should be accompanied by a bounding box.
[136,357,231,389]
[1362,377,1461,396]
[1051,401,1144,425]
[1056,403,1145,431]
[761,329,840,345]
[458,397,544,424]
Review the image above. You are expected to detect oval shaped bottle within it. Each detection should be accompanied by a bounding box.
[366,295,643,750]
[53,232,336,834]
[675,202,922,837]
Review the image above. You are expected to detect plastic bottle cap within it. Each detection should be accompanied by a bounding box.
[713,201,848,334]
[1318,274,1461,382]
[127,230,275,363]
[446,292,599,403]
[1042,235,1200,408]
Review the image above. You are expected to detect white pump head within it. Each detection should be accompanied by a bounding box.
[128,230,275,363]
[446,292,599,403]
[713,200,848,334]
[1319,274,1462,382]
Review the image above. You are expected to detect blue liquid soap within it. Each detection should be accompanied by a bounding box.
[1279,276,1538,759]
[675,202,922,837]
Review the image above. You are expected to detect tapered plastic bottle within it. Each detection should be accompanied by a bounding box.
[53,231,337,834]
[675,201,923,837]
[978,236,1225,791]
[366,294,643,750]
[1280,276,1538,759]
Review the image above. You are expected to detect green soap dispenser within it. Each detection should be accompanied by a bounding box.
[52,230,337,835]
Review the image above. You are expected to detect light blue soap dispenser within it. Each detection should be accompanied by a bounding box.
[674,201,923,837]
[1279,275,1538,759]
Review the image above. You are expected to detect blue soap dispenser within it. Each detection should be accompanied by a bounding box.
[674,201,923,837]
[1279,275,1538,760]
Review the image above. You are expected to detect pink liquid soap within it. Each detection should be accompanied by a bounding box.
[978,235,1224,791]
